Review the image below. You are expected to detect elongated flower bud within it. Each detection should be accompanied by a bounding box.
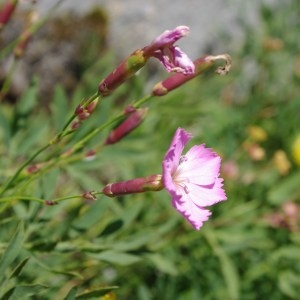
[14,11,39,58]
[152,54,232,96]
[0,0,18,30]
[102,174,163,197]
[98,49,148,97]
[104,107,148,145]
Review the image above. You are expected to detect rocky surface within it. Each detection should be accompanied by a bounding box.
[33,0,279,58]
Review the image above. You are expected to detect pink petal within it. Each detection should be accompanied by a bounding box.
[175,145,221,185]
[186,178,227,207]
[171,46,195,74]
[162,128,192,177]
[154,46,195,75]
[151,25,190,49]
[172,193,211,230]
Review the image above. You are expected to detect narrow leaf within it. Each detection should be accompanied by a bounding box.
[145,253,178,275]
[0,223,24,282]
[8,284,47,300]
[75,286,118,299]
[89,251,141,266]
[9,257,30,279]
[63,286,78,300]
[99,220,123,237]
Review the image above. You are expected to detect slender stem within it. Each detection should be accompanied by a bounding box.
[69,113,124,154]
[54,195,83,203]
[132,94,153,107]
[0,196,44,204]
[0,194,92,204]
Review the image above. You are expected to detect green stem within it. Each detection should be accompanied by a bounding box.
[132,94,153,107]
[0,196,44,204]
[0,193,96,204]
[70,113,124,154]
[54,195,83,203]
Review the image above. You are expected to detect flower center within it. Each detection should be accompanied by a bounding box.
[173,155,190,194]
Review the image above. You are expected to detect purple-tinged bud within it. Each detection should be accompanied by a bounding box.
[98,49,148,97]
[14,11,39,58]
[152,54,232,96]
[104,107,148,145]
[75,97,99,121]
[84,149,96,161]
[123,105,136,114]
[26,164,40,174]
[82,191,97,201]
[14,31,31,58]
[0,0,18,30]
[102,174,163,197]
[71,120,81,131]
[45,200,58,206]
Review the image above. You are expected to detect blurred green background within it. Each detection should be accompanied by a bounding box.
[0,1,300,299]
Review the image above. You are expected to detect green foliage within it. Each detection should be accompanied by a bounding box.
[1,0,300,299]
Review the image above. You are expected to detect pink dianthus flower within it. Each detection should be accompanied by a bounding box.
[162,128,227,230]
[144,25,195,75]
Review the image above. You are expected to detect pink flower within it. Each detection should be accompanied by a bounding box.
[144,26,195,75]
[162,128,227,230]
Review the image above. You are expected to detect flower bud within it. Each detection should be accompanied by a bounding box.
[102,174,163,197]
[44,200,58,206]
[82,191,97,201]
[75,97,99,121]
[98,49,148,97]
[26,164,40,174]
[84,149,97,161]
[0,0,18,31]
[104,107,148,145]
[14,11,39,58]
